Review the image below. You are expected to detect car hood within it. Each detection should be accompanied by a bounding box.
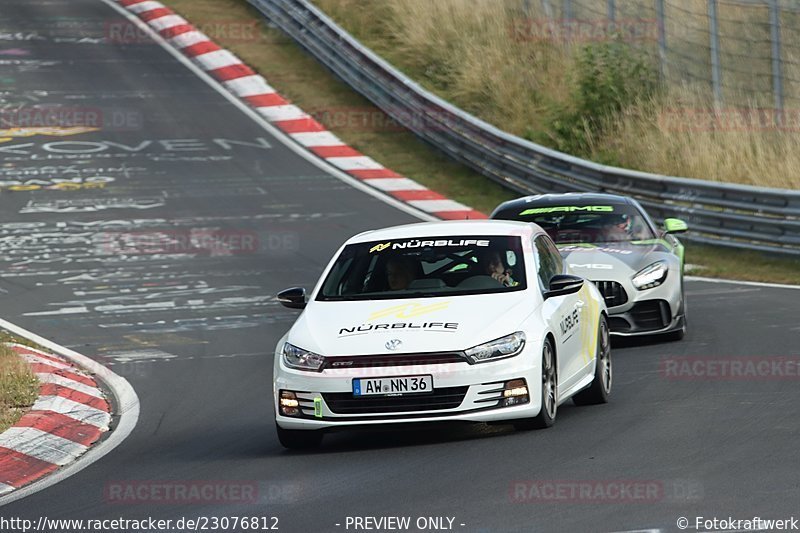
[558,241,674,278]
[286,292,533,356]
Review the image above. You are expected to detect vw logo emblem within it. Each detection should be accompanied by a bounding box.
[385,339,402,351]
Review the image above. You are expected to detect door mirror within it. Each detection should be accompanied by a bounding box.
[544,274,584,299]
[664,218,688,234]
[277,287,307,309]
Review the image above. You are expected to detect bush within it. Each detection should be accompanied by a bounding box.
[548,40,659,156]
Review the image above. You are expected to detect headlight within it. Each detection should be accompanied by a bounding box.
[282,343,326,372]
[465,332,526,364]
[632,260,669,290]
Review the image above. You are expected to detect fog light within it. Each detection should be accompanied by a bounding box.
[279,390,300,417]
[502,379,529,407]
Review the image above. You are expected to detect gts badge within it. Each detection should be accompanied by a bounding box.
[559,309,580,337]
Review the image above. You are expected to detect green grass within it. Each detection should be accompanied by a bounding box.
[686,245,800,285]
[159,0,800,285]
[0,337,38,433]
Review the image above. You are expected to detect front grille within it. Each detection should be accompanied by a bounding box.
[630,300,671,331]
[592,280,628,307]
[323,386,468,414]
[323,352,467,370]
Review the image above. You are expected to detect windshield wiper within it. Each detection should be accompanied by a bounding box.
[319,295,367,301]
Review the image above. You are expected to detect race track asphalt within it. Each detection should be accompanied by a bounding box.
[1,1,799,532]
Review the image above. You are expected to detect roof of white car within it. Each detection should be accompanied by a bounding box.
[348,220,543,244]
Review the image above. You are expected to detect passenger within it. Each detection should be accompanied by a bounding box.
[386,255,416,290]
[477,250,517,287]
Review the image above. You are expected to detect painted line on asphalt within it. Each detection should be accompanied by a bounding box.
[686,276,800,290]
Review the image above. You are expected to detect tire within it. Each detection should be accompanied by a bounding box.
[514,337,557,430]
[276,424,323,450]
[573,314,612,406]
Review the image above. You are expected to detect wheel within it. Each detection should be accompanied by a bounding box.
[514,337,557,430]
[276,424,323,450]
[573,314,612,406]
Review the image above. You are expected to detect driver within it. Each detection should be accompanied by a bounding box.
[603,214,634,241]
[385,255,417,290]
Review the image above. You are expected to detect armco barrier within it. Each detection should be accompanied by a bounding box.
[249,0,800,255]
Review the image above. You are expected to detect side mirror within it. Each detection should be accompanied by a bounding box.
[663,218,688,234]
[277,287,307,309]
[544,274,584,299]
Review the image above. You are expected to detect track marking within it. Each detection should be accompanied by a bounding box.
[0,428,88,466]
[686,276,800,290]
[35,373,107,399]
[0,319,139,506]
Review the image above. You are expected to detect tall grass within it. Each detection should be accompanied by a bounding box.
[0,344,38,432]
[598,89,800,189]
[318,0,575,139]
[314,0,800,189]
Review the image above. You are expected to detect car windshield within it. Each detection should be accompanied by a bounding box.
[500,205,656,244]
[317,235,527,301]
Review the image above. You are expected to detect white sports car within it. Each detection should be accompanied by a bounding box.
[273,221,611,449]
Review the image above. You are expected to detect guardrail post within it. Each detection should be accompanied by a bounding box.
[708,0,723,105]
[563,0,573,20]
[607,0,616,21]
[768,0,784,116]
[655,0,667,81]
[541,0,554,20]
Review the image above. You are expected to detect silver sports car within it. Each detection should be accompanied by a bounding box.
[491,193,688,341]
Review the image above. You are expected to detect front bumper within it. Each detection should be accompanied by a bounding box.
[274,349,542,430]
[592,274,684,336]
[607,305,685,336]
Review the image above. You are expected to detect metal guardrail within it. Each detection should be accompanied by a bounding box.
[249,0,800,255]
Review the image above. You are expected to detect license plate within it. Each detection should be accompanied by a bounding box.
[353,375,433,397]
